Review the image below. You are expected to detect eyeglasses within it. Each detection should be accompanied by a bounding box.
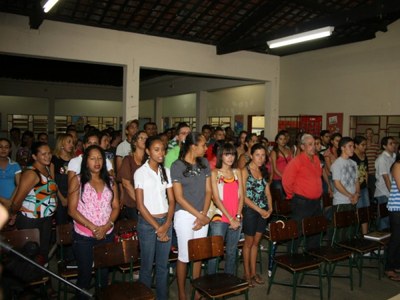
[138,136,147,141]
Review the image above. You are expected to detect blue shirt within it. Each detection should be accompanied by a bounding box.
[388,171,400,211]
[0,158,21,199]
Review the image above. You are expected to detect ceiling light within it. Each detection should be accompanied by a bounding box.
[43,0,59,13]
[267,26,334,49]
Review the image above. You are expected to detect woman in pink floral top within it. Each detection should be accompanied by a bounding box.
[68,145,119,299]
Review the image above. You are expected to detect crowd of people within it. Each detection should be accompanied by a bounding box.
[1,122,400,299]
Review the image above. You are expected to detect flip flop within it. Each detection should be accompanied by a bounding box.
[385,272,400,281]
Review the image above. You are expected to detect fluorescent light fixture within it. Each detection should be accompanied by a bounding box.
[43,0,59,13]
[267,26,334,49]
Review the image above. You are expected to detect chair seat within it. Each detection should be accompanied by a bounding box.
[192,273,249,298]
[308,246,352,262]
[27,276,49,286]
[274,253,323,272]
[98,282,155,300]
[337,239,381,254]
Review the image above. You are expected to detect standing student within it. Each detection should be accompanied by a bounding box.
[270,131,292,197]
[351,136,370,234]
[171,132,211,300]
[365,128,380,198]
[68,145,119,299]
[331,137,360,211]
[134,136,175,300]
[115,119,139,173]
[117,131,148,221]
[50,133,75,225]
[375,136,396,230]
[0,138,21,227]
[9,142,57,262]
[237,133,258,169]
[385,153,400,281]
[208,142,244,275]
[242,143,272,287]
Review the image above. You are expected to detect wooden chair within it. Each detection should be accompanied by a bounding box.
[56,223,81,300]
[93,239,155,300]
[302,215,353,299]
[267,219,323,300]
[332,210,383,287]
[1,228,49,298]
[270,188,291,221]
[188,235,249,300]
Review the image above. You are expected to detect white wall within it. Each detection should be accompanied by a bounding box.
[54,99,122,116]
[280,20,400,135]
[0,12,280,138]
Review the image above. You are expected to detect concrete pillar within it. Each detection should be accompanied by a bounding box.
[196,90,208,132]
[264,80,279,140]
[155,97,163,132]
[122,60,139,137]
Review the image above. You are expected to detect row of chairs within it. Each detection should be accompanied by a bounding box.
[265,189,388,300]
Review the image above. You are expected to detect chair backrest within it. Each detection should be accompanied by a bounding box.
[115,219,137,235]
[188,235,224,262]
[270,188,291,215]
[269,219,298,242]
[93,239,139,269]
[378,202,389,218]
[333,210,357,229]
[1,228,40,249]
[56,223,74,246]
[302,215,328,237]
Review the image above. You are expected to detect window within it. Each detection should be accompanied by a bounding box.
[209,116,231,128]
[170,117,196,132]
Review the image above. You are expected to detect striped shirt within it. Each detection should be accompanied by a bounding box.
[365,143,379,175]
[388,166,400,211]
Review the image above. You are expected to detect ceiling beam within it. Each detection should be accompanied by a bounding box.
[217,0,400,55]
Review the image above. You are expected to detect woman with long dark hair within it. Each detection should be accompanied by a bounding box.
[134,136,175,300]
[242,143,273,287]
[270,131,292,197]
[68,145,119,298]
[171,132,211,300]
[208,142,244,275]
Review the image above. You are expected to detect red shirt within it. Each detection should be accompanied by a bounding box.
[282,152,322,200]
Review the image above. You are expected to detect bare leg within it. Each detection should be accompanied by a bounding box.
[250,232,263,277]
[243,235,254,280]
[177,260,187,300]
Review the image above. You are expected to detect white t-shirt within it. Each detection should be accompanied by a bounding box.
[375,151,396,197]
[331,157,358,205]
[116,140,131,158]
[68,155,113,174]
[134,161,172,215]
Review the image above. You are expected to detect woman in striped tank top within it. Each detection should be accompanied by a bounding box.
[385,153,400,280]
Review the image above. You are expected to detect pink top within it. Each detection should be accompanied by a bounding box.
[74,182,114,237]
[273,152,292,180]
[216,170,240,224]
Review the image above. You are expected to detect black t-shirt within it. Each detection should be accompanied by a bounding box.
[350,153,368,189]
[51,156,70,197]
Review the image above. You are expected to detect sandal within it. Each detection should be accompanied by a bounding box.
[244,276,255,288]
[252,274,265,285]
[385,271,400,281]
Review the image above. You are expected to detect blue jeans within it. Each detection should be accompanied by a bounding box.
[356,187,370,209]
[208,221,241,275]
[375,195,390,230]
[137,215,172,300]
[73,231,113,299]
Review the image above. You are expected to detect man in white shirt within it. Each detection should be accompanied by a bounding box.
[115,119,139,174]
[374,136,396,230]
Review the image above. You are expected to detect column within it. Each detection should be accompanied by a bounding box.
[122,60,140,136]
[155,97,163,132]
[264,79,279,140]
[196,90,208,131]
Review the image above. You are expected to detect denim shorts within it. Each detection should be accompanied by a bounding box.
[242,206,267,236]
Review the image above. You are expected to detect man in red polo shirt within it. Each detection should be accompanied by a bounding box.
[282,133,323,252]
